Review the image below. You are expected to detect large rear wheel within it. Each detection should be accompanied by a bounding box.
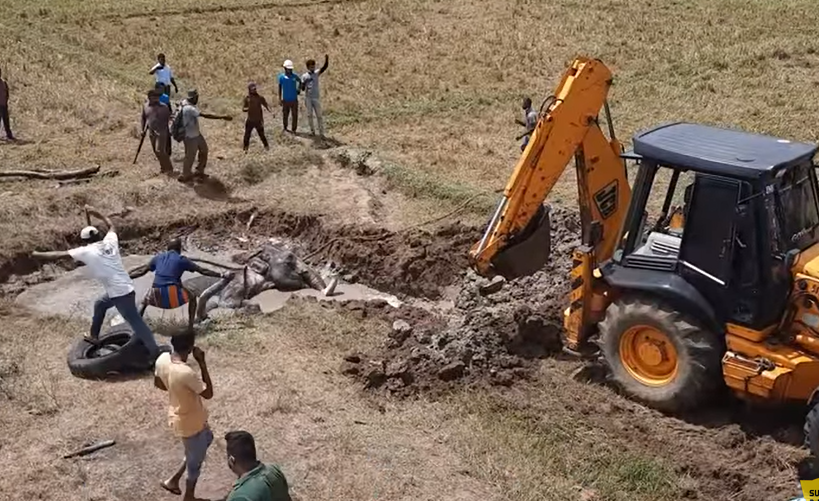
[598,298,723,413]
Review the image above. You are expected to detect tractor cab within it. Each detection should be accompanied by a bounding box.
[606,122,819,331]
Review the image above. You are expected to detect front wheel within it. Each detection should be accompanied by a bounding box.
[598,297,723,413]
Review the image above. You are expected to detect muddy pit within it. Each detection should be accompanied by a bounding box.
[6,204,577,393]
[2,206,811,500]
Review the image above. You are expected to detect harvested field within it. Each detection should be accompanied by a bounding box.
[1,0,818,500]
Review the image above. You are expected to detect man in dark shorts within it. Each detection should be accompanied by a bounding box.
[242,82,270,152]
[130,238,226,332]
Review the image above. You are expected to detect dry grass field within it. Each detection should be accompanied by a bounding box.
[2,0,819,500]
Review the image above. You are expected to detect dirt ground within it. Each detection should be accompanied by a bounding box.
[2,0,819,500]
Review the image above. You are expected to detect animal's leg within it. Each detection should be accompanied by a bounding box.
[187,295,197,331]
[196,275,232,321]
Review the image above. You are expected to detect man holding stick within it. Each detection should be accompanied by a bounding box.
[30,205,162,363]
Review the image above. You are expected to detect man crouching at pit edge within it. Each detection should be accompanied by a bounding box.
[130,238,229,333]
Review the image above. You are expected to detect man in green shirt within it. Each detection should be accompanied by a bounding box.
[223,431,292,501]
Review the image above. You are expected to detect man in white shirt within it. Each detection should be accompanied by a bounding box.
[31,205,161,361]
[149,53,179,98]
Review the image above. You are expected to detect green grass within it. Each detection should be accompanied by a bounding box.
[450,393,680,501]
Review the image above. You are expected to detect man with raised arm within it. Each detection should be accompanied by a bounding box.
[31,205,161,362]
[155,333,214,501]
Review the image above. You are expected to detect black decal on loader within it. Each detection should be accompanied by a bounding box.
[594,181,618,219]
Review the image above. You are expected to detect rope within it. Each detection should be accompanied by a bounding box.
[189,257,243,270]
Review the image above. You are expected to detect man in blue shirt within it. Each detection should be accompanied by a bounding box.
[131,238,226,332]
[277,59,301,133]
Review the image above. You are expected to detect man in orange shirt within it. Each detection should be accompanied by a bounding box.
[154,333,214,501]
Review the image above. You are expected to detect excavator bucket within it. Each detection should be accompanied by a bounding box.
[490,204,552,279]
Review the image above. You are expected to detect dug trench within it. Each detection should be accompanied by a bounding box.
[1,205,811,500]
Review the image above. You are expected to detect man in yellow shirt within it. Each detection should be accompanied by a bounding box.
[154,333,214,501]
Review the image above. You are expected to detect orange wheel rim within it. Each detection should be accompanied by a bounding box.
[619,324,678,386]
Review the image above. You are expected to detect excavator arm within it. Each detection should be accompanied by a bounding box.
[469,57,632,279]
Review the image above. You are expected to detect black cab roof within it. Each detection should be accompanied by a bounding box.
[630,122,818,179]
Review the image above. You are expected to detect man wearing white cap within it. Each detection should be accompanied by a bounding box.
[31,205,161,361]
[277,59,301,133]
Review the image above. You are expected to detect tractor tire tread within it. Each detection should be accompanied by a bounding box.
[597,297,723,413]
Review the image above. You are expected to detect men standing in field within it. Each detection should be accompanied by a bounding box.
[130,237,227,332]
[515,96,538,152]
[223,430,292,501]
[243,82,271,152]
[278,60,301,133]
[30,205,161,361]
[142,90,173,173]
[155,333,215,501]
[176,89,232,184]
[149,53,179,99]
[0,69,14,140]
[300,55,329,138]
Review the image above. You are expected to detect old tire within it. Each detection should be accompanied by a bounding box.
[598,298,723,413]
[67,324,150,379]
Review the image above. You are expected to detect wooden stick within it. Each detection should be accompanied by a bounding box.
[62,439,116,459]
[0,165,100,180]
[189,257,243,270]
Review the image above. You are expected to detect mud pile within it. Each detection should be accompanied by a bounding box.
[300,222,481,300]
[341,206,583,396]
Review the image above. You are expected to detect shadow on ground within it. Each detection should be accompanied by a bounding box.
[193,176,247,203]
[573,358,809,448]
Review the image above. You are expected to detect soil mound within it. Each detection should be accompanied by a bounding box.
[339,205,582,395]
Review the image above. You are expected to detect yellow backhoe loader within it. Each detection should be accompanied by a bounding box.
[469,56,819,457]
